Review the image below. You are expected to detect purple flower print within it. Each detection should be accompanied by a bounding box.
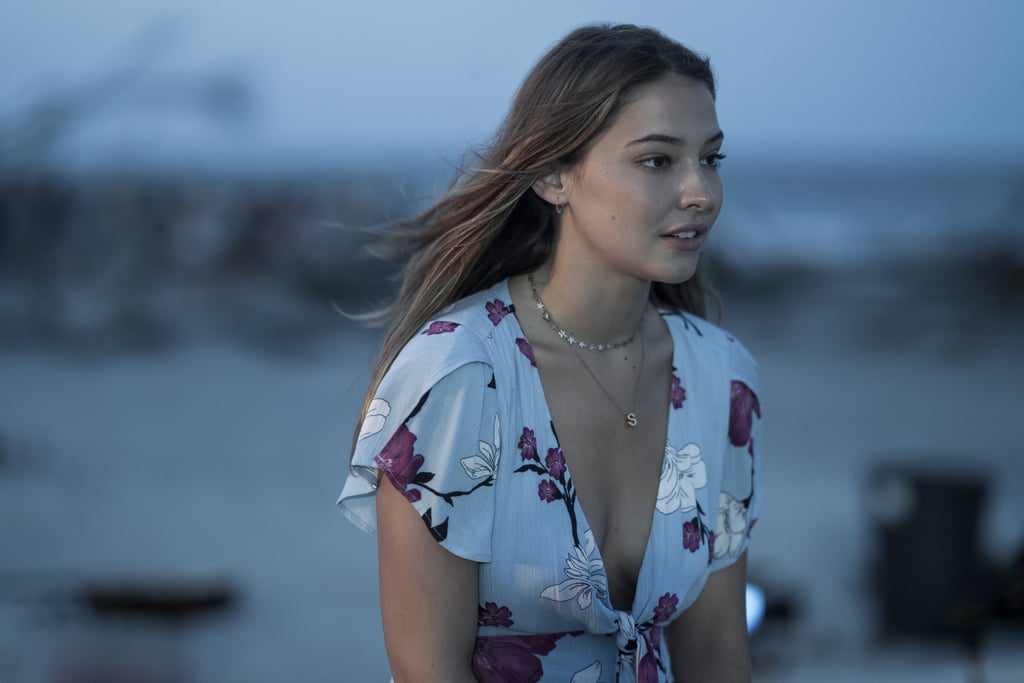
[545,448,566,480]
[538,479,559,503]
[373,424,425,503]
[422,320,460,335]
[518,428,538,461]
[486,299,510,325]
[638,650,659,683]
[683,516,701,553]
[472,633,565,683]
[644,625,662,651]
[515,338,536,367]
[653,593,679,624]
[707,530,716,566]
[479,602,514,627]
[670,374,686,409]
[728,380,761,449]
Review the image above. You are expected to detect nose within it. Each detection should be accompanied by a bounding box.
[677,164,718,212]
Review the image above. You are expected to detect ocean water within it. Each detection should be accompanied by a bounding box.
[714,164,1024,270]
[388,156,1024,272]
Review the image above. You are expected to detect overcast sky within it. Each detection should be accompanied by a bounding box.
[2,0,1022,169]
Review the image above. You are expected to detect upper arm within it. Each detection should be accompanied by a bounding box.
[664,338,761,681]
[377,479,480,683]
[353,360,498,683]
[666,553,751,683]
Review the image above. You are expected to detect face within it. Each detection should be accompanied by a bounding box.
[548,74,724,285]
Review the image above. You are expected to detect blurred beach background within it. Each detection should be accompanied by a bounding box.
[1,1,1023,681]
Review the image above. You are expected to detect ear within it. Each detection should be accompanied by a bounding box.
[530,171,567,207]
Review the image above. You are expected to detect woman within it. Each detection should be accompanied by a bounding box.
[339,24,764,683]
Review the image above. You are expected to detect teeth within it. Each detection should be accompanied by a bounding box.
[672,230,697,239]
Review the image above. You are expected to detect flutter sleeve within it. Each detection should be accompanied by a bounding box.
[710,342,765,572]
[339,358,500,563]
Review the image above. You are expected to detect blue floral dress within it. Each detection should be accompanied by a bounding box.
[339,279,764,683]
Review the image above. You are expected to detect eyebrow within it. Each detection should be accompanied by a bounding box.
[626,131,725,147]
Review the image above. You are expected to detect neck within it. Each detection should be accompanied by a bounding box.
[530,260,651,345]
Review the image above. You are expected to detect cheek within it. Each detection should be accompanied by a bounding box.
[713,176,725,203]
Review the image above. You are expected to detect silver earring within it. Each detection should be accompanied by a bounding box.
[555,203,564,215]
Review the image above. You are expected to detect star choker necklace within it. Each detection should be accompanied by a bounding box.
[528,273,643,352]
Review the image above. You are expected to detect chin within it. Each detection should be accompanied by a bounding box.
[652,262,700,285]
[656,247,703,282]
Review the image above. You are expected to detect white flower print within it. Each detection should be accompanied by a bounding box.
[714,491,749,559]
[460,415,501,480]
[357,398,390,441]
[570,661,605,683]
[655,443,707,514]
[540,530,609,610]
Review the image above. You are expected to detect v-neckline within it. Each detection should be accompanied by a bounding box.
[501,279,679,615]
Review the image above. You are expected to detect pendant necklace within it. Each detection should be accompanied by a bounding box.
[569,329,645,428]
[528,273,645,428]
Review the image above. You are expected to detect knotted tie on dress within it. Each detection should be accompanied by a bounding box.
[614,610,659,683]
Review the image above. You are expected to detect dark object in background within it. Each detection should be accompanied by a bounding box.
[76,575,238,622]
[47,575,240,683]
[994,548,1024,625]
[868,465,991,637]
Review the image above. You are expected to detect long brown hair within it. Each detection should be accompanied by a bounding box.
[356,24,717,435]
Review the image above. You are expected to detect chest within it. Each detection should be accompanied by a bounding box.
[531,344,673,610]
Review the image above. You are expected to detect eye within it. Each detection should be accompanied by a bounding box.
[640,155,672,170]
[702,153,727,169]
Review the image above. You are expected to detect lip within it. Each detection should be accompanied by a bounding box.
[660,223,708,251]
